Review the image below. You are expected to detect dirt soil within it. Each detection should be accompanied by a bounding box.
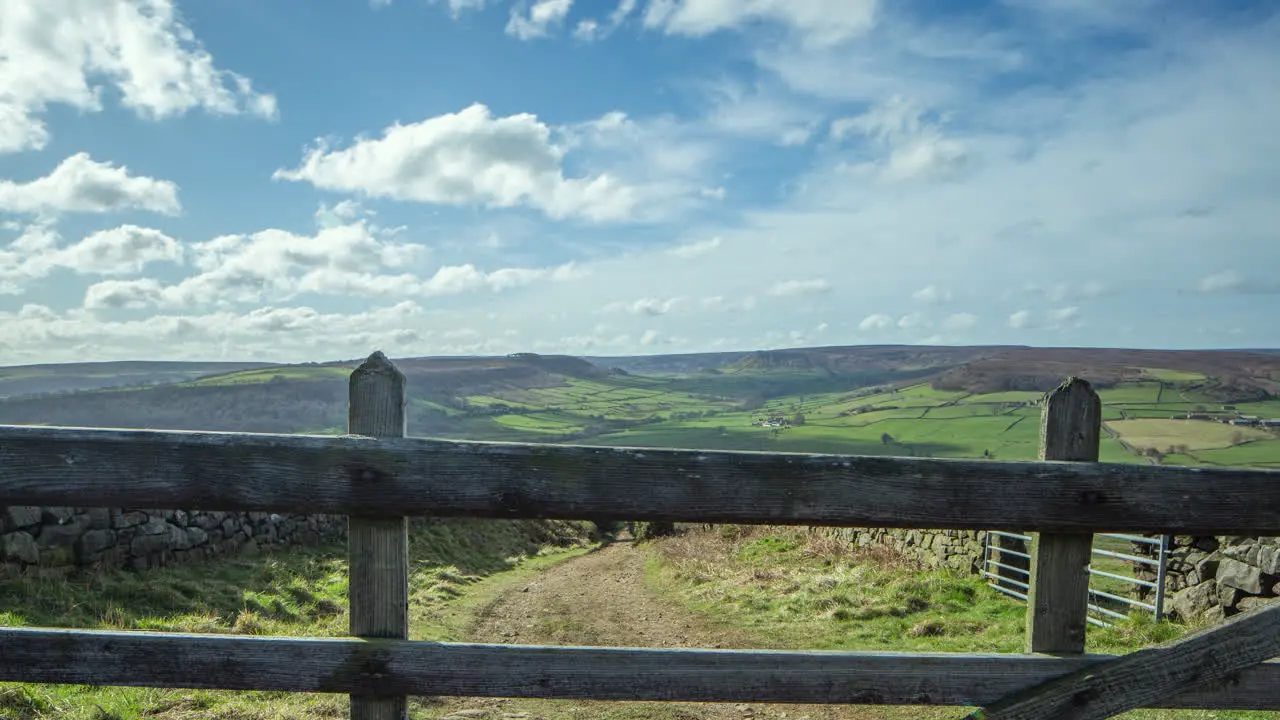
[418,535,947,720]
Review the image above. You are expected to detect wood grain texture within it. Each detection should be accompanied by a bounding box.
[1026,378,1099,654]
[3,425,1280,533]
[346,351,410,720]
[0,628,1277,709]
[971,596,1280,719]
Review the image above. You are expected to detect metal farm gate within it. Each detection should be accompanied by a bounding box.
[984,530,1171,626]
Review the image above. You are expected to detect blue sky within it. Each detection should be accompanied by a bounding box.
[1,0,1278,364]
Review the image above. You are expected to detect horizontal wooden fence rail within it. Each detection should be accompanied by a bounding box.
[3,424,1280,534]
[3,627,1279,710]
[4,358,1279,720]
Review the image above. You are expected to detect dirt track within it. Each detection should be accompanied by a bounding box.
[420,536,943,720]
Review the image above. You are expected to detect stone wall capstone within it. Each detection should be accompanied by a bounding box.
[2,505,347,575]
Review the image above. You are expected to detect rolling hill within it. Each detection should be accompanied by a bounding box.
[1,345,1277,468]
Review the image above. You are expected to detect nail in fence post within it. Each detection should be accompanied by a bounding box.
[1027,377,1100,654]
[347,351,410,720]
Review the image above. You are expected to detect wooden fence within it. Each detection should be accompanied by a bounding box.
[2,351,1279,719]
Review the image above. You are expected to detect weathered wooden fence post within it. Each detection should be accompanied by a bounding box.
[1026,377,1100,654]
[348,351,410,720]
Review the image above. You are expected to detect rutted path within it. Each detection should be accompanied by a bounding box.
[419,535,945,720]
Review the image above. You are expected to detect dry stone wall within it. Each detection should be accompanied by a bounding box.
[2,505,346,575]
[826,526,1280,623]
[1130,535,1280,622]
[823,527,992,574]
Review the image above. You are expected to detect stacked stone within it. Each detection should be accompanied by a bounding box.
[1131,535,1280,622]
[824,527,990,574]
[1,506,347,574]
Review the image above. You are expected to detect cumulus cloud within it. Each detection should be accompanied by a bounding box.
[911,285,951,304]
[79,219,584,311]
[1,301,443,364]
[506,0,574,40]
[0,153,180,216]
[643,0,877,47]
[2,223,182,293]
[768,278,830,297]
[80,221,416,309]
[273,103,637,222]
[0,0,276,153]
[1008,310,1034,329]
[858,313,893,331]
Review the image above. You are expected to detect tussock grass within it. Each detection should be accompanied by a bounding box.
[643,525,1277,719]
[0,519,594,719]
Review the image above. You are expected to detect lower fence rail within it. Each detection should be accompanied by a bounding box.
[1,627,1279,710]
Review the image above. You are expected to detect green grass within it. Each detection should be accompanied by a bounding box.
[1099,382,1164,404]
[0,519,595,719]
[1139,368,1208,383]
[492,412,586,434]
[1107,418,1273,451]
[183,365,351,386]
[644,526,1271,720]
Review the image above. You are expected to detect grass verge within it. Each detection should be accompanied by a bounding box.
[642,525,1275,720]
[0,518,595,720]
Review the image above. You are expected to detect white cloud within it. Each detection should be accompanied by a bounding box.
[314,200,374,229]
[830,96,968,183]
[1008,310,1034,329]
[897,312,929,329]
[0,153,180,216]
[1194,271,1280,295]
[858,313,893,331]
[506,0,574,40]
[81,220,422,309]
[1200,271,1240,292]
[557,110,721,220]
[911,285,951,304]
[603,297,681,316]
[3,223,181,293]
[274,104,637,223]
[942,312,978,331]
[643,0,877,48]
[0,0,276,154]
[768,278,830,297]
[573,0,636,41]
[1048,306,1082,328]
[1,301,445,364]
[51,226,184,276]
[667,236,721,259]
[702,79,823,146]
[427,0,488,18]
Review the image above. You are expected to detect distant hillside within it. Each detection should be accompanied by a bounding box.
[582,351,752,375]
[1,345,1276,460]
[0,360,276,399]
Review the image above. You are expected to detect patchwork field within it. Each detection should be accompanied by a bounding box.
[565,379,1280,468]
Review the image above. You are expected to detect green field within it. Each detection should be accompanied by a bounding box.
[552,378,1280,468]
[182,365,351,386]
